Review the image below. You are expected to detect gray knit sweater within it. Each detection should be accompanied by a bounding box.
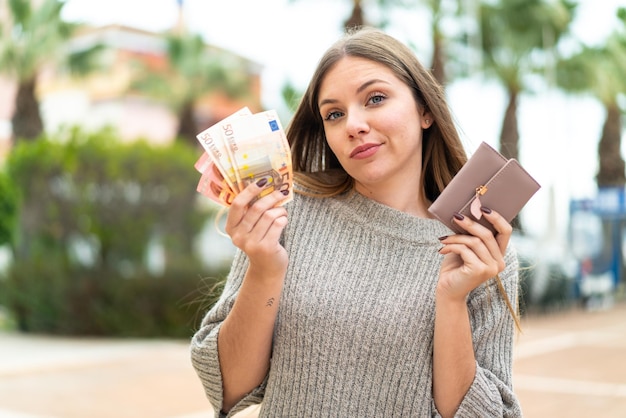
[191,189,522,417]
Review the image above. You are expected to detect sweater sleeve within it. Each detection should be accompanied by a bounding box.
[449,245,523,417]
[189,249,267,418]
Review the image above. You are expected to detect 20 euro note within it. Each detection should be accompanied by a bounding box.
[193,150,211,174]
[196,159,237,206]
[196,106,252,193]
[222,110,293,204]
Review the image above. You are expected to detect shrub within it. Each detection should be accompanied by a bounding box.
[0,128,228,337]
[0,168,18,247]
[1,258,226,337]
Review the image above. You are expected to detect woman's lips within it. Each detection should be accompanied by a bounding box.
[350,143,381,159]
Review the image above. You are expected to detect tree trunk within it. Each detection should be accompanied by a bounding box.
[431,30,446,85]
[344,0,364,31]
[11,77,44,142]
[429,0,445,85]
[596,103,625,187]
[499,89,523,231]
[595,103,625,290]
[176,100,198,147]
[498,89,519,161]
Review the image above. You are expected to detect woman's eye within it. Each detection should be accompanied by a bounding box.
[324,110,343,121]
[368,94,386,105]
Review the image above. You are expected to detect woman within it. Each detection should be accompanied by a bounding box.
[191,27,522,418]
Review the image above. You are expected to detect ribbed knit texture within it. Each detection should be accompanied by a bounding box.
[191,189,522,417]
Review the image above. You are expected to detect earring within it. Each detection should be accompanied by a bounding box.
[425,119,431,126]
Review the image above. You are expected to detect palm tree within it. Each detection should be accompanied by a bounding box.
[478,0,576,161]
[557,8,626,188]
[286,0,453,87]
[281,80,302,113]
[130,32,252,146]
[556,8,626,281]
[0,0,102,142]
[344,0,366,29]
[379,0,448,85]
[342,0,462,85]
[286,0,367,31]
[426,0,447,84]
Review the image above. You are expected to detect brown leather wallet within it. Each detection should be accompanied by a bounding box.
[428,142,541,234]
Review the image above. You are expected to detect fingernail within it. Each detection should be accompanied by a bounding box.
[480,206,492,214]
[453,212,465,221]
[438,235,448,241]
[256,178,268,187]
[281,190,290,196]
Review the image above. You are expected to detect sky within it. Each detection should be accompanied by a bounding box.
[60,0,625,105]
[60,0,626,253]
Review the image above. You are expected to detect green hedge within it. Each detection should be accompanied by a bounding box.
[0,168,18,247]
[0,128,228,337]
[2,258,226,337]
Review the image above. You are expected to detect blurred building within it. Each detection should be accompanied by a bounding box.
[44,24,262,142]
[0,21,263,157]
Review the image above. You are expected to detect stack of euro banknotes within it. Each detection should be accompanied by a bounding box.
[194,107,293,207]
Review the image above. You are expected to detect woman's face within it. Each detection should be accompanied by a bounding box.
[318,56,431,195]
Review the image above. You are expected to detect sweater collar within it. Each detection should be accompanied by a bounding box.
[332,189,452,243]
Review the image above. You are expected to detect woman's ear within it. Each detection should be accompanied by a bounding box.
[420,111,433,129]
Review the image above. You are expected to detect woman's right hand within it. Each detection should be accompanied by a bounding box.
[225,180,289,280]
[218,181,289,411]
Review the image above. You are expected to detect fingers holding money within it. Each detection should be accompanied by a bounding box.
[226,180,289,260]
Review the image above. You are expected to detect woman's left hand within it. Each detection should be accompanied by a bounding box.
[437,208,512,302]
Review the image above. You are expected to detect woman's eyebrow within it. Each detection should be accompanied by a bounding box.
[356,79,388,94]
[319,79,390,108]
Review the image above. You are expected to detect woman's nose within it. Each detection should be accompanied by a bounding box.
[345,109,369,139]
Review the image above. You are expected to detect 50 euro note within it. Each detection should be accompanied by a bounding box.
[221,109,293,205]
[196,106,252,193]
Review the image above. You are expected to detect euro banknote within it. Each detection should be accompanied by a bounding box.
[196,159,237,206]
[196,107,252,194]
[194,108,292,207]
[220,109,292,203]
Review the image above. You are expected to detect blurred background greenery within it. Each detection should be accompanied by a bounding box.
[0,0,625,338]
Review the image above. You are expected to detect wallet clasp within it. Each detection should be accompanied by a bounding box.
[475,185,488,195]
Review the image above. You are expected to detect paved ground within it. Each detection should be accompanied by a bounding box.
[1,302,625,418]
[512,301,626,417]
